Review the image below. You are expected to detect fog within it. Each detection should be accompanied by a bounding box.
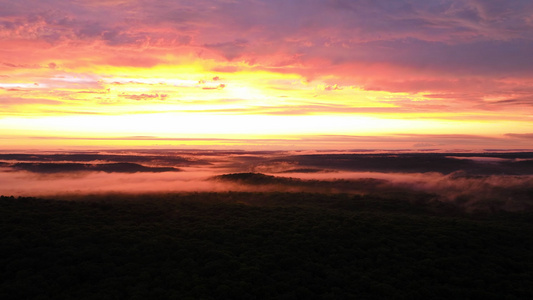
[0,169,215,196]
[1,150,533,211]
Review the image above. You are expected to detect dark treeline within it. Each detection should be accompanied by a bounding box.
[0,153,206,165]
[10,162,181,173]
[278,153,533,175]
[1,192,533,299]
[3,151,533,175]
[214,172,396,194]
[213,172,533,213]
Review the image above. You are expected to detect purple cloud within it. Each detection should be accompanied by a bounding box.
[2,0,533,107]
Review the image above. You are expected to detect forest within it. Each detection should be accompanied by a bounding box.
[1,191,533,299]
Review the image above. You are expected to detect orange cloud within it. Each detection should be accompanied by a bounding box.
[1,0,533,150]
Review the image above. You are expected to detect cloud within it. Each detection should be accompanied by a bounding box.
[323,84,342,91]
[203,39,248,60]
[202,84,226,90]
[122,93,168,101]
[413,143,438,148]
[506,133,533,139]
[1,0,533,144]
[2,62,41,69]
[12,133,532,151]
[2,1,532,82]
[0,97,63,106]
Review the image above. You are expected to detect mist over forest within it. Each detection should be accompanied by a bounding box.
[1,150,533,212]
[4,0,533,297]
[2,150,533,298]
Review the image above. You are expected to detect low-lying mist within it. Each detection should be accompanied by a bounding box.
[1,150,533,212]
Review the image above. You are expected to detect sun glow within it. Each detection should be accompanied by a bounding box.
[1,0,533,150]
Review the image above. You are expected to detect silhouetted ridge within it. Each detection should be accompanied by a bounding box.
[280,153,533,175]
[213,172,394,194]
[11,162,180,173]
[214,172,285,184]
[278,168,329,173]
[0,153,208,166]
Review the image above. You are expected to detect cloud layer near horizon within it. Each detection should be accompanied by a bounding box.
[1,0,533,149]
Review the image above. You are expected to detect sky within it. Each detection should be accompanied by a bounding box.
[1,0,533,151]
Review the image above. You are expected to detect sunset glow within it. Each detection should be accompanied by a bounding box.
[1,0,533,150]
[3,3,533,295]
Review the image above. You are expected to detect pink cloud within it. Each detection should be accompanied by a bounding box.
[1,0,533,120]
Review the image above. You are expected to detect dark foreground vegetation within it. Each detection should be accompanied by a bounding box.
[1,192,533,299]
